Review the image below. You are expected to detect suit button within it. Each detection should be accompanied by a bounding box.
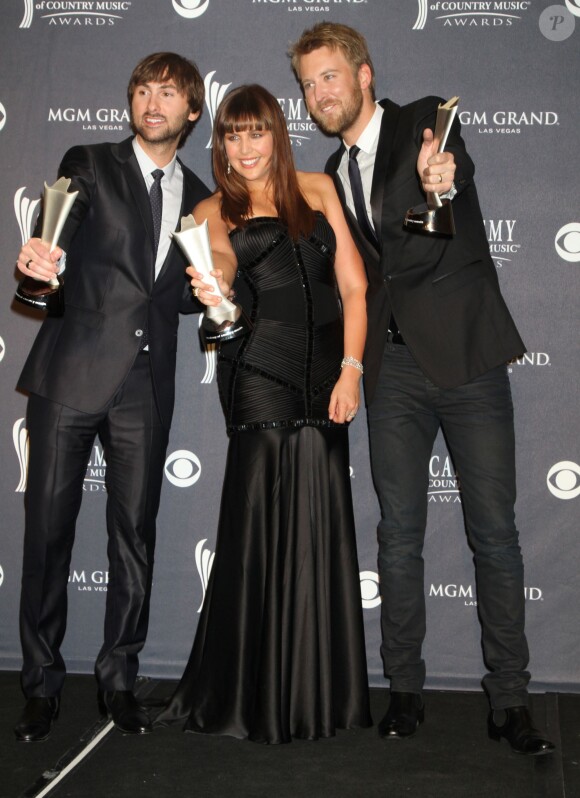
[135,329,143,337]
[385,275,392,282]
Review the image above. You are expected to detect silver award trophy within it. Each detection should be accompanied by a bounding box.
[404,96,460,236]
[15,177,79,314]
[172,214,251,343]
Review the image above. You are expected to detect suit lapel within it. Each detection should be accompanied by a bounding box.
[178,160,197,220]
[327,144,347,207]
[370,99,401,244]
[155,158,194,284]
[327,144,380,263]
[114,139,155,255]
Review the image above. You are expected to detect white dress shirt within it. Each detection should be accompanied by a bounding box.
[337,104,384,236]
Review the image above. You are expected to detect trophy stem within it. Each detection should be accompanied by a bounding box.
[427,191,442,211]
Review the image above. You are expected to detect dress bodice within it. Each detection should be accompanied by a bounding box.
[218,214,344,434]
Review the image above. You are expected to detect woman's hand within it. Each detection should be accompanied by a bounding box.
[187,266,231,306]
[328,367,361,424]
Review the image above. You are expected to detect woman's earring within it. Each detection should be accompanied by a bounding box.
[227,161,231,175]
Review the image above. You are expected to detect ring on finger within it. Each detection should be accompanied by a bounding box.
[25,259,33,268]
[438,173,443,184]
[192,287,200,298]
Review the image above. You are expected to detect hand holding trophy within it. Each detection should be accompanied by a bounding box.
[404,96,459,236]
[172,214,251,343]
[15,177,79,315]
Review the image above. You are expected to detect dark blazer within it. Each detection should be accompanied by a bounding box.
[18,137,210,427]
[325,97,525,405]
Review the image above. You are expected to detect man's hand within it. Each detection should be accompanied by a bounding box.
[417,128,456,195]
[16,239,61,281]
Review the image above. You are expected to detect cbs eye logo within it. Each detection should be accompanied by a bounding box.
[555,223,580,263]
[546,461,580,500]
[360,570,381,609]
[172,0,210,18]
[164,450,201,487]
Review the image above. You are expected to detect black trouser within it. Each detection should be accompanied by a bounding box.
[367,342,530,709]
[20,353,169,697]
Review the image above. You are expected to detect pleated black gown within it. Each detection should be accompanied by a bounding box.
[157,214,371,743]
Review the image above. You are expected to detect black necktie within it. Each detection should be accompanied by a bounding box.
[348,145,377,246]
[141,169,164,350]
[348,147,401,339]
[149,169,164,255]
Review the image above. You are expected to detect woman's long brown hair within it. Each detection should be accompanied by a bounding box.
[212,84,315,240]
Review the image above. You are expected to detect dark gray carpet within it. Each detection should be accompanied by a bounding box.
[1,673,577,798]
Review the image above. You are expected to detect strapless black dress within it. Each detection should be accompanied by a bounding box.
[157,215,371,743]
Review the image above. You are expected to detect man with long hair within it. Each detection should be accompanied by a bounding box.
[290,23,554,756]
[13,52,210,741]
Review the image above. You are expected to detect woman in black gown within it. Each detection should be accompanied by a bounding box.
[158,85,370,743]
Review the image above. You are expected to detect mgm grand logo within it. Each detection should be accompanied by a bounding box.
[48,107,129,132]
[458,110,559,135]
[429,584,543,606]
[69,569,109,592]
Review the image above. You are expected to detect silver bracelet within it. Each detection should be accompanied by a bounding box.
[341,356,364,374]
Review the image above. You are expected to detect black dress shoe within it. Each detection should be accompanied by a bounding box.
[378,692,424,739]
[488,706,555,755]
[98,690,152,735]
[14,697,60,742]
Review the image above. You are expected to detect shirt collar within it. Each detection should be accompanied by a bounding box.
[132,137,177,181]
[344,103,384,157]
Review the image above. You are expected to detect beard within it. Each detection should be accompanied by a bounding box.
[309,83,364,136]
[131,108,191,146]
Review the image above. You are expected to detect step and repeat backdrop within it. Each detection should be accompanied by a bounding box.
[0,0,578,693]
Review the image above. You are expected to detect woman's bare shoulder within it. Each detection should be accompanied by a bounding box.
[192,191,222,222]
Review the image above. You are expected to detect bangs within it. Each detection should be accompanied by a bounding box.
[135,61,189,96]
[217,91,275,135]
[222,118,271,134]
[143,67,186,94]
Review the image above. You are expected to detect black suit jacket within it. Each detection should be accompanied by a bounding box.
[18,137,210,427]
[326,97,525,405]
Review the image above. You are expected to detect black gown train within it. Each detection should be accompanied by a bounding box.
[157,214,372,743]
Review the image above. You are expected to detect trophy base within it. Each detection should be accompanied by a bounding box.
[15,276,64,316]
[404,199,456,236]
[201,306,252,344]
